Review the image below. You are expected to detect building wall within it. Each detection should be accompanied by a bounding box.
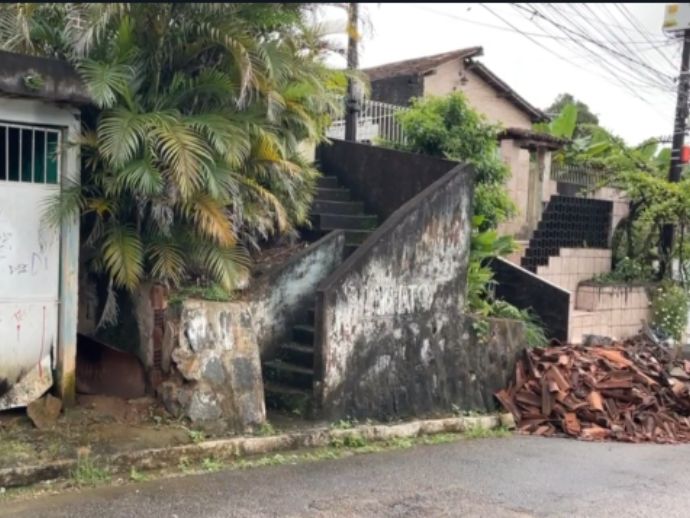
[370,74,424,106]
[0,97,80,408]
[423,60,533,129]
[497,139,532,237]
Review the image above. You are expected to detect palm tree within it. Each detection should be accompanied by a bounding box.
[2,4,347,315]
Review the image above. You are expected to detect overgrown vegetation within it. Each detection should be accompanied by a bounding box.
[590,257,653,285]
[70,454,110,486]
[651,282,689,342]
[0,3,352,322]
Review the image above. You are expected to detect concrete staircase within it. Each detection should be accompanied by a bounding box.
[516,195,613,343]
[262,174,379,414]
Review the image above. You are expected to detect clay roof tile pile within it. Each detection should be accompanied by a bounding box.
[496,333,690,443]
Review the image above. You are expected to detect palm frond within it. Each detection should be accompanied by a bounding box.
[101,223,144,290]
[182,194,236,247]
[79,59,135,108]
[98,108,148,167]
[152,119,212,199]
[146,238,185,285]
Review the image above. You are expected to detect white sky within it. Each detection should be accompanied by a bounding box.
[318,3,681,146]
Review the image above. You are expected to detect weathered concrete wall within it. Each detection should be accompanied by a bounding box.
[0,51,90,105]
[159,300,266,431]
[317,139,458,221]
[313,164,476,420]
[249,231,345,359]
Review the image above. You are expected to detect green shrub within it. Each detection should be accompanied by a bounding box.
[591,257,652,284]
[650,282,689,341]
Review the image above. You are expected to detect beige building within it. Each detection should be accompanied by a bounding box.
[363,47,565,239]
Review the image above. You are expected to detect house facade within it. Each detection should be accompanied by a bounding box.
[363,47,565,240]
[0,51,88,410]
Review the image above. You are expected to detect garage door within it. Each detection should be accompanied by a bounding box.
[0,122,61,409]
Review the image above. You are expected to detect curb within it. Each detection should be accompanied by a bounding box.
[0,415,500,489]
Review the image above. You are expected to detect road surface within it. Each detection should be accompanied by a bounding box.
[3,435,689,517]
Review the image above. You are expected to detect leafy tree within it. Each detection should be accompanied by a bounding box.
[1,4,348,303]
[545,93,599,129]
[392,93,515,231]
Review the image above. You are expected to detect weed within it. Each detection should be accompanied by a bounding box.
[129,467,148,482]
[177,456,194,474]
[255,422,276,437]
[463,425,510,439]
[330,419,358,430]
[201,457,224,472]
[187,429,206,444]
[71,455,110,486]
[385,437,415,449]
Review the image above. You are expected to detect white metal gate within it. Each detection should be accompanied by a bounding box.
[0,122,61,409]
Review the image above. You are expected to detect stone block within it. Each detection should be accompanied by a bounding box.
[27,394,62,430]
[160,300,266,432]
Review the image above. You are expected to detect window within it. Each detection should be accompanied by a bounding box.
[0,123,60,184]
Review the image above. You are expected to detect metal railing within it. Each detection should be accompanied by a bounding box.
[326,97,408,146]
[551,164,610,188]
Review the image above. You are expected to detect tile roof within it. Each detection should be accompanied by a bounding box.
[362,47,483,81]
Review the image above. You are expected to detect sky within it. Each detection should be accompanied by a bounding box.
[317,3,681,146]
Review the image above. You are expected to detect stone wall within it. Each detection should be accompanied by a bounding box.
[159,300,265,431]
[313,164,476,420]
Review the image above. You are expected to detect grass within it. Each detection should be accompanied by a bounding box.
[70,455,110,486]
[129,467,149,482]
[201,457,224,472]
[463,425,511,439]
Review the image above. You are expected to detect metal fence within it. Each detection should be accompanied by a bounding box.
[326,97,408,146]
[551,164,610,188]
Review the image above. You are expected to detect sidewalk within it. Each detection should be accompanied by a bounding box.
[0,395,502,489]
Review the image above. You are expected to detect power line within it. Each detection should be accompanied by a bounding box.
[538,3,674,92]
[410,4,676,48]
[615,3,677,70]
[514,3,676,83]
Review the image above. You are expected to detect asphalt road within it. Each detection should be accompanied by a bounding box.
[3,435,689,517]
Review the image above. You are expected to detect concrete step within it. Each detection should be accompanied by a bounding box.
[316,175,339,189]
[279,342,314,368]
[344,229,373,246]
[315,187,351,201]
[311,213,378,231]
[263,381,313,416]
[311,200,365,216]
[263,360,314,389]
[293,324,315,344]
[264,381,311,397]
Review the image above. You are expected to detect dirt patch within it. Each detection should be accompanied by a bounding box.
[0,395,197,471]
[250,241,309,279]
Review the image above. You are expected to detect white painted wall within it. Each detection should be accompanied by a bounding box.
[0,97,80,408]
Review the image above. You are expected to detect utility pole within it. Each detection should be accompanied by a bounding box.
[344,2,359,142]
[660,28,690,278]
